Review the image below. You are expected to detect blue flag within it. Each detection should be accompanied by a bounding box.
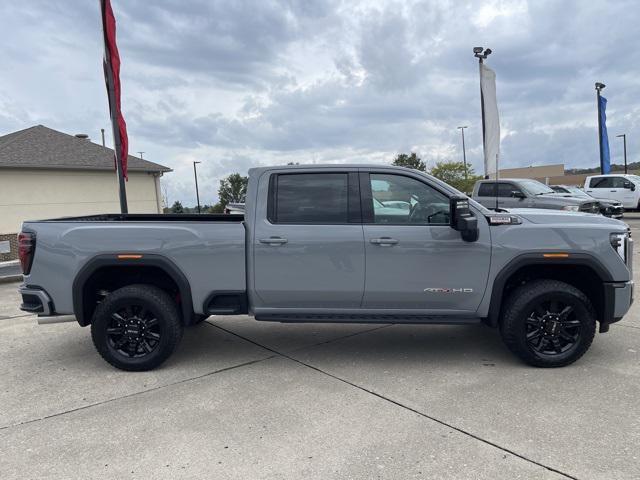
[599,95,611,174]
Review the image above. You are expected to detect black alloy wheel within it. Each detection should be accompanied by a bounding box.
[524,301,581,357]
[91,284,183,371]
[500,279,596,367]
[106,305,162,358]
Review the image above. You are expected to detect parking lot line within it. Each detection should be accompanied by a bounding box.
[208,322,579,480]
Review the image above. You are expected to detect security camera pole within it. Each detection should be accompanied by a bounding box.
[473,47,493,180]
[457,126,468,180]
[193,161,202,213]
[616,134,627,174]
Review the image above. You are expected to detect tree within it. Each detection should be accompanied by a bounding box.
[429,161,481,194]
[169,200,184,213]
[207,203,224,213]
[392,153,426,171]
[218,173,248,208]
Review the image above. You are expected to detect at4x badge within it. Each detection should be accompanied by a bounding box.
[424,288,474,294]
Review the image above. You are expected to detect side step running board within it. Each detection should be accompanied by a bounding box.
[255,314,481,324]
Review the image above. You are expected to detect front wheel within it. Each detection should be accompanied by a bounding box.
[500,279,596,367]
[91,284,184,371]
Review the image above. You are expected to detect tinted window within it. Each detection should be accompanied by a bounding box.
[275,173,348,224]
[369,174,449,224]
[498,183,522,197]
[590,177,612,188]
[477,183,496,197]
[610,177,627,188]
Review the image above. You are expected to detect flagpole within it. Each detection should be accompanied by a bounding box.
[104,58,128,214]
[595,82,606,175]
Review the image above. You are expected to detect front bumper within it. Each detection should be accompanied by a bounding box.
[602,281,633,331]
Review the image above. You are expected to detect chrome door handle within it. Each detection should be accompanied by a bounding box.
[370,237,398,246]
[259,237,288,245]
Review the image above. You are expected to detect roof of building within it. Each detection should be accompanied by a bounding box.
[0,125,171,173]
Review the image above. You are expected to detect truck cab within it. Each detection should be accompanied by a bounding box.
[584,174,640,209]
[472,178,600,213]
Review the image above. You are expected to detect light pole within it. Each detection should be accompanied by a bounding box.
[616,134,628,174]
[138,151,145,160]
[595,82,606,174]
[193,161,201,213]
[457,126,468,180]
[473,47,492,179]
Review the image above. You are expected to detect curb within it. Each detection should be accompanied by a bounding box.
[0,275,22,284]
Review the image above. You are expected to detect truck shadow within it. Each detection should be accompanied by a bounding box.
[188,319,520,368]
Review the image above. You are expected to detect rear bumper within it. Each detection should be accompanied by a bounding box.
[19,286,54,316]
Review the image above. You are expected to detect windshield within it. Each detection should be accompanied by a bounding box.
[565,186,590,198]
[518,180,555,195]
[628,175,640,185]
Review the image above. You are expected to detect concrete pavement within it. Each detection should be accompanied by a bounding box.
[1,222,639,479]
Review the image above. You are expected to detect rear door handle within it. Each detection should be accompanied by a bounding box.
[259,236,288,245]
[370,237,398,246]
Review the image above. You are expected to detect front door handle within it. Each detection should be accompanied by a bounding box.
[259,236,288,245]
[370,237,398,246]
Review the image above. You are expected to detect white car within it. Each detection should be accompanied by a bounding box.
[584,174,640,210]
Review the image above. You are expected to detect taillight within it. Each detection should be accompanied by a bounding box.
[18,231,36,275]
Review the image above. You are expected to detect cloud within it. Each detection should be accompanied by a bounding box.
[1,0,639,206]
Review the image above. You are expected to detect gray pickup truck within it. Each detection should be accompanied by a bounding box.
[472,178,601,214]
[18,165,633,371]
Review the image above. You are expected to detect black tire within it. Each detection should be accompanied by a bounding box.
[91,284,183,371]
[500,279,596,367]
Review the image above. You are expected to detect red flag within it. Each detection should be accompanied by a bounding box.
[100,0,129,180]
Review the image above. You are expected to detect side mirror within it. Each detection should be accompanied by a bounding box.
[450,196,479,242]
[624,180,635,191]
[511,191,526,199]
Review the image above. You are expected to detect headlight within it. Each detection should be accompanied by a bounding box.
[562,205,579,211]
[610,232,628,263]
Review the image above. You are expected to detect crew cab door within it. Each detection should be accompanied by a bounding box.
[585,176,612,201]
[360,172,490,313]
[609,176,637,208]
[498,182,529,209]
[252,171,365,309]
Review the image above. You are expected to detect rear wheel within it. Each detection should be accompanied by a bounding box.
[500,279,596,367]
[91,284,183,371]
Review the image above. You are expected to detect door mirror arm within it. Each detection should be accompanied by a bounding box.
[449,196,479,242]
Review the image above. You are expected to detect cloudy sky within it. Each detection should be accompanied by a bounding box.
[1,0,639,206]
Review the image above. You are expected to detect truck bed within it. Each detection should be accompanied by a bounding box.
[22,215,247,318]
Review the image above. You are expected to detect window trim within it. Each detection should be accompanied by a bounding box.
[267,171,361,225]
[359,171,452,226]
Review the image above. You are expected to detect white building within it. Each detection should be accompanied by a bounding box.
[0,125,171,261]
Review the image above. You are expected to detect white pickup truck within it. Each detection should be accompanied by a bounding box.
[585,174,640,210]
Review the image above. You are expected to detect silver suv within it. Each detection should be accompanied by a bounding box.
[472,178,601,214]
